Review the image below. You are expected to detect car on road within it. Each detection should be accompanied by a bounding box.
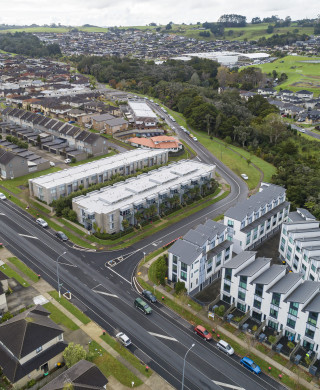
[56,231,68,241]
[142,290,157,303]
[240,357,261,374]
[217,340,234,355]
[64,158,71,164]
[36,218,48,228]
[241,173,248,180]
[193,137,198,141]
[116,332,132,347]
[49,161,55,167]
[194,325,212,341]
[0,193,7,200]
[134,297,152,314]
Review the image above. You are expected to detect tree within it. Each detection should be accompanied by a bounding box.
[266,25,274,34]
[175,280,186,294]
[63,343,86,368]
[251,17,261,24]
[218,14,247,27]
[155,256,167,285]
[121,218,130,231]
[190,72,200,86]
[165,23,172,30]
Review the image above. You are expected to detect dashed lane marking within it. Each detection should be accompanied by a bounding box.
[148,332,178,341]
[18,234,38,239]
[212,381,245,390]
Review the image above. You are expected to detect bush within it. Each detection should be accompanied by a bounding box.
[27,379,36,388]
[0,311,13,323]
[268,335,277,344]
[287,341,295,350]
[155,255,168,285]
[93,227,134,240]
[252,325,258,332]
[175,280,186,294]
[214,305,225,317]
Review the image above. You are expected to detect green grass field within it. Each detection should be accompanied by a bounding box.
[7,257,39,282]
[0,263,29,286]
[43,302,79,330]
[251,55,320,96]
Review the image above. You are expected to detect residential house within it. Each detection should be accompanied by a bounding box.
[104,117,128,135]
[0,305,67,388]
[0,149,29,179]
[296,90,314,100]
[224,183,290,254]
[128,135,182,152]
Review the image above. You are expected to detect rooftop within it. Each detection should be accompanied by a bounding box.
[223,251,256,269]
[251,265,286,285]
[128,101,157,119]
[267,272,303,294]
[285,281,320,304]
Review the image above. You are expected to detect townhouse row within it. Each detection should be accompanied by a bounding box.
[220,251,320,356]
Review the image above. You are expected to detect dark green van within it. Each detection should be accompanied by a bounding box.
[134,297,152,314]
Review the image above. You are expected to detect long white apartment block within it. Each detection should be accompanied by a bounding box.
[224,183,290,253]
[168,219,233,294]
[221,251,320,355]
[72,160,215,233]
[279,208,320,281]
[28,149,168,204]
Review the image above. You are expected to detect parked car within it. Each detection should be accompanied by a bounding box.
[240,357,261,374]
[217,340,234,355]
[134,297,152,314]
[241,173,248,180]
[36,218,48,228]
[193,137,198,141]
[64,158,71,164]
[56,231,68,241]
[0,193,7,200]
[142,290,157,303]
[194,325,212,341]
[116,332,132,347]
[49,161,55,167]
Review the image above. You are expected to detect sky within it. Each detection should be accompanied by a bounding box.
[0,0,318,27]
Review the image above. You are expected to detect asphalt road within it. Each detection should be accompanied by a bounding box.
[0,197,285,390]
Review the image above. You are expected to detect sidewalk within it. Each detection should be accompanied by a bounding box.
[0,249,174,390]
[139,256,320,390]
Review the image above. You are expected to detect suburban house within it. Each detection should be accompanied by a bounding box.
[0,305,67,388]
[90,113,115,131]
[0,149,29,179]
[168,220,233,294]
[220,251,320,355]
[104,117,128,135]
[127,101,158,129]
[29,149,168,204]
[295,90,314,100]
[279,208,320,281]
[72,160,216,233]
[41,360,108,390]
[128,135,183,152]
[224,183,290,254]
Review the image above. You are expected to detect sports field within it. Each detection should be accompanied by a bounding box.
[251,55,320,96]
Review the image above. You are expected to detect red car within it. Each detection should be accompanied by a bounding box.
[194,325,212,341]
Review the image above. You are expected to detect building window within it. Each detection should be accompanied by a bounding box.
[181,262,187,272]
[239,275,247,289]
[270,308,278,319]
[172,264,177,273]
[255,284,263,297]
[224,283,230,293]
[225,268,232,281]
[308,312,318,327]
[237,302,246,312]
[238,290,246,301]
[253,299,261,310]
[289,302,299,317]
[181,271,187,281]
[305,328,315,339]
[287,317,296,329]
[172,255,178,265]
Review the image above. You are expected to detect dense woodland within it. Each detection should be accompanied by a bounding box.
[0,32,61,57]
[75,55,320,218]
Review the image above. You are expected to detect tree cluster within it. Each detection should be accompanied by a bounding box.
[202,22,224,36]
[217,14,247,27]
[256,32,309,46]
[0,32,61,57]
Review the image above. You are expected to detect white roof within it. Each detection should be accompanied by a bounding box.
[73,160,215,215]
[128,101,157,119]
[29,149,166,189]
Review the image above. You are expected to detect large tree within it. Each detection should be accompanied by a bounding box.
[63,343,87,368]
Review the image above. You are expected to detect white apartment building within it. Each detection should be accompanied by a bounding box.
[72,160,216,233]
[127,101,158,128]
[224,183,290,254]
[279,208,320,281]
[168,220,233,294]
[221,251,320,355]
[28,149,168,204]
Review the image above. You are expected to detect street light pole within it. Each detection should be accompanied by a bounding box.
[181,343,195,390]
[56,251,67,298]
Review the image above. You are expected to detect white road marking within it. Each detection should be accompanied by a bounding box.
[212,381,245,390]
[18,234,38,239]
[59,262,77,267]
[148,332,178,341]
[0,213,5,216]
[93,290,118,298]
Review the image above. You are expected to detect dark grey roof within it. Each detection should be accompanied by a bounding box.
[288,211,307,223]
[0,149,17,164]
[303,293,320,313]
[251,265,286,285]
[105,118,127,126]
[169,238,202,265]
[267,272,303,294]
[297,208,316,220]
[0,305,63,359]
[207,240,232,260]
[91,113,114,121]
[41,360,108,390]
[223,251,256,269]
[285,281,320,304]
[225,184,286,221]
[235,257,271,277]
[82,132,100,145]
[184,229,208,247]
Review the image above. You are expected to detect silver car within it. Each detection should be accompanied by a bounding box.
[116,332,132,347]
[217,340,234,355]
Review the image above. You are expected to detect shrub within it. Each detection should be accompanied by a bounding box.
[155,255,168,285]
[287,341,295,350]
[215,305,225,317]
[252,325,258,332]
[268,335,277,344]
[27,379,36,388]
[175,280,186,294]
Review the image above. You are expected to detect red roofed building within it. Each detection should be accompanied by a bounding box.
[128,135,183,152]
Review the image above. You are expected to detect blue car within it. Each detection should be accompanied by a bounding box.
[240,357,261,374]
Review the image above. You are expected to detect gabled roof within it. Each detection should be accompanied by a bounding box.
[235,257,270,277]
[169,238,202,265]
[251,265,286,285]
[223,251,256,269]
[41,360,108,390]
[285,281,320,304]
[267,272,303,294]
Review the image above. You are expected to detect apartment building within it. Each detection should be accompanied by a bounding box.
[224,183,290,253]
[127,101,158,129]
[72,160,215,233]
[220,251,320,355]
[168,219,233,294]
[279,208,320,281]
[28,149,168,204]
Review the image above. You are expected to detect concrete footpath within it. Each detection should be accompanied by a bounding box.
[140,256,320,390]
[0,248,173,390]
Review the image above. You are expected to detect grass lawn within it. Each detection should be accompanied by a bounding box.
[7,257,39,283]
[43,302,79,330]
[0,167,61,194]
[251,55,320,97]
[0,263,29,286]
[89,340,143,387]
[272,353,289,366]
[48,291,91,324]
[100,333,152,377]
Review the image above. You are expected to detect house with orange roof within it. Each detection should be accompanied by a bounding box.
[128,135,182,152]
